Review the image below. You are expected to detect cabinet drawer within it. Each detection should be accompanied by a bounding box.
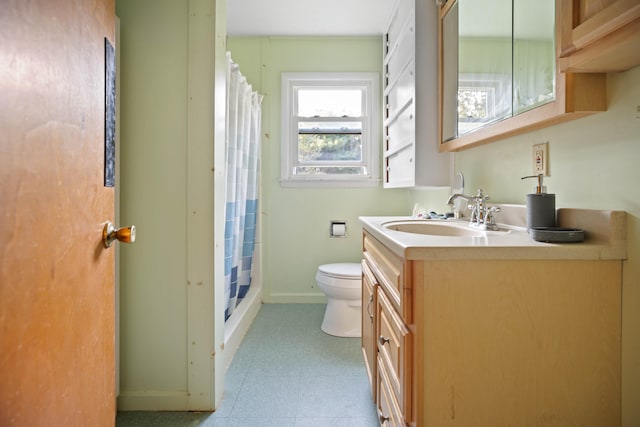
[377,354,404,427]
[377,288,411,413]
[363,232,407,316]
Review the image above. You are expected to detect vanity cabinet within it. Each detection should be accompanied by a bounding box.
[559,0,640,72]
[383,0,449,188]
[361,228,622,426]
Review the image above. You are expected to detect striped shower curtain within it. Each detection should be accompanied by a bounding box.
[224,53,263,321]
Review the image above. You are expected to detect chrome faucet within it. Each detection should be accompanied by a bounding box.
[446,192,474,206]
[447,189,501,230]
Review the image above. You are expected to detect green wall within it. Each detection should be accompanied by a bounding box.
[117,0,189,400]
[227,37,408,303]
[116,0,224,411]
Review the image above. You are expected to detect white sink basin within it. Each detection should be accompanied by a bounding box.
[382,220,506,237]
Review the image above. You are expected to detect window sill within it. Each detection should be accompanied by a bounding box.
[279,178,381,189]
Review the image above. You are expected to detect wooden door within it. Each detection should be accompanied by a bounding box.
[0,0,117,425]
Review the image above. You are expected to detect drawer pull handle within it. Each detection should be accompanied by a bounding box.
[367,295,374,320]
[379,336,390,346]
[378,409,390,424]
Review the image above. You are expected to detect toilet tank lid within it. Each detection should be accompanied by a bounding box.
[318,263,362,279]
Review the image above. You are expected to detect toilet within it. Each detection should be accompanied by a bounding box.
[316,263,362,337]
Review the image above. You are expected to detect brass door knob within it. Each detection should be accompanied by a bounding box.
[103,222,136,248]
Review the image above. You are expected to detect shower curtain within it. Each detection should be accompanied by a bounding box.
[224,53,263,321]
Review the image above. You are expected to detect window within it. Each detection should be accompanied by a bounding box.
[281,72,380,187]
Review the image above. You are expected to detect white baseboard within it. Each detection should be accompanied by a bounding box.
[117,390,190,411]
[264,292,328,304]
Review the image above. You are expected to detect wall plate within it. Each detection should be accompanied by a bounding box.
[532,142,549,176]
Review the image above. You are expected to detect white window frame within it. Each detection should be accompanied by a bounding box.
[280,72,380,188]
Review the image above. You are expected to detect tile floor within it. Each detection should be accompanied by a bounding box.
[117,304,379,426]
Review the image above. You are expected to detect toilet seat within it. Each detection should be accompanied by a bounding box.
[317,263,361,280]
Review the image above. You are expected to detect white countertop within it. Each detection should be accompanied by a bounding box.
[359,210,627,261]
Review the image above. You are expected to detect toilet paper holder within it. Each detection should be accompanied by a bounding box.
[330,220,347,238]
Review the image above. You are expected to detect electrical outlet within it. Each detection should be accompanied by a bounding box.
[532,142,548,176]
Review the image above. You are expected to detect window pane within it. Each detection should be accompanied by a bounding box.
[297,133,362,162]
[297,89,362,117]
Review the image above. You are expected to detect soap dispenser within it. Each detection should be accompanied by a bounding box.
[521,174,555,230]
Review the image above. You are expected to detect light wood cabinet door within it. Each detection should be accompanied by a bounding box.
[559,0,640,72]
[415,259,621,426]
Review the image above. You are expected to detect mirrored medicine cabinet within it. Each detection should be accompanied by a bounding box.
[438,0,607,152]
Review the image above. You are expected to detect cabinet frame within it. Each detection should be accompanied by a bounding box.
[361,259,378,401]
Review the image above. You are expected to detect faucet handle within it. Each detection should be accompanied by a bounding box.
[485,206,501,227]
[468,203,479,223]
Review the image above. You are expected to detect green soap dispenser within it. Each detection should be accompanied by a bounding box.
[521,174,556,231]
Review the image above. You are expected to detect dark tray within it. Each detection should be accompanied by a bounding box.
[529,227,585,243]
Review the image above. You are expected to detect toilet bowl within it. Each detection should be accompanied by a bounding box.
[316,263,362,337]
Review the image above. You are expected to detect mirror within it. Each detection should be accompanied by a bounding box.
[441,0,555,143]
[513,0,555,114]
